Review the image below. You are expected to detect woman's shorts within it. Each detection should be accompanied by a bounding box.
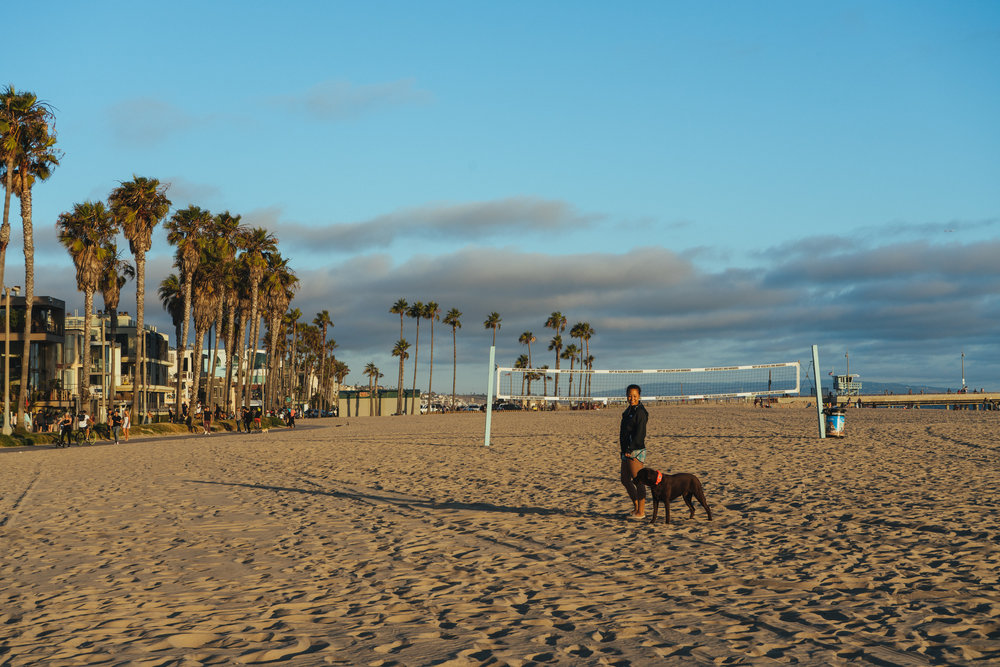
[622,449,646,463]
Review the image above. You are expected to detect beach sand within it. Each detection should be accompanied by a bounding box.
[1,406,998,665]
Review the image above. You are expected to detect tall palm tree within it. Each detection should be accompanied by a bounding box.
[314,309,333,411]
[165,205,211,418]
[545,312,567,398]
[392,339,410,415]
[484,312,501,347]
[407,301,425,415]
[579,323,594,394]
[99,244,134,413]
[158,273,184,409]
[264,256,296,412]
[1,87,57,299]
[211,211,244,415]
[284,308,302,404]
[443,308,462,411]
[515,354,529,397]
[237,227,277,409]
[333,359,349,416]
[390,298,408,412]
[562,343,580,399]
[424,301,440,409]
[57,201,115,406]
[2,88,59,426]
[364,362,381,416]
[519,331,536,395]
[109,176,171,420]
[548,335,563,398]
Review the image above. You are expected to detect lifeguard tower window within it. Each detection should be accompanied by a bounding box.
[833,374,862,396]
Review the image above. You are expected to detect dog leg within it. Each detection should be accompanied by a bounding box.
[683,492,696,519]
[693,480,713,520]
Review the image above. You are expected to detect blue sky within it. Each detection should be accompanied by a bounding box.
[6,1,1000,392]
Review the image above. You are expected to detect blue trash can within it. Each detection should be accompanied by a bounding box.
[824,407,845,437]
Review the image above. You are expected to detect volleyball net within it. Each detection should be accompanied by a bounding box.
[493,361,800,403]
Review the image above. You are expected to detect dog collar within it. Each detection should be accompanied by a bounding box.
[655,470,662,485]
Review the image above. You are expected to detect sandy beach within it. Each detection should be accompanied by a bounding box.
[1,406,998,665]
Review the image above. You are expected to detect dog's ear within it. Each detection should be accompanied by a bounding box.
[634,468,650,485]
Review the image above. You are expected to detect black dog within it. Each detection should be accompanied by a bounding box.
[634,468,713,525]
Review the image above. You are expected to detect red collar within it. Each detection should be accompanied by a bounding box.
[655,470,662,485]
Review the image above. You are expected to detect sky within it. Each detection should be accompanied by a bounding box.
[5,1,1000,394]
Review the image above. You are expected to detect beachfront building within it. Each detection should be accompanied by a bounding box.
[63,313,122,416]
[1,295,68,412]
[109,314,173,416]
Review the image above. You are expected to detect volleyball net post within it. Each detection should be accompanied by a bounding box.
[812,344,826,438]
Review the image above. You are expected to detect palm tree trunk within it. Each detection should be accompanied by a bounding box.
[267,313,280,412]
[132,251,147,419]
[224,301,237,415]
[234,310,247,412]
[0,157,12,293]
[16,188,34,428]
[81,290,94,407]
[451,327,457,411]
[176,274,192,422]
[190,324,207,412]
[410,323,420,415]
[428,320,434,409]
[206,296,224,413]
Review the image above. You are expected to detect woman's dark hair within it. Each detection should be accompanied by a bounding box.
[626,384,641,395]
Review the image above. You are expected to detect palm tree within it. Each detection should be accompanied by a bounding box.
[333,359,349,416]
[390,299,408,412]
[579,322,595,394]
[540,364,551,396]
[109,176,171,420]
[165,205,211,418]
[2,88,60,426]
[515,354,529,397]
[211,211,244,415]
[443,308,462,411]
[314,309,333,411]
[484,312,501,347]
[545,312,567,397]
[424,301,440,409]
[519,331,536,395]
[158,273,184,411]
[237,227,277,409]
[562,343,580,399]
[57,201,115,406]
[263,255,297,412]
[284,307,302,404]
[1,87,57,299]
[364,362,381,416]
[547,334,563,397]
[407,301,425,415]
[392,339,410,415]
[99,244,134,413]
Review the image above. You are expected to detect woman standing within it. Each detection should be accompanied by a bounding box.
[122,407,131,441]
[619,384,649,519]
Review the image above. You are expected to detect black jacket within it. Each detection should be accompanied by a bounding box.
[619,403,648,454]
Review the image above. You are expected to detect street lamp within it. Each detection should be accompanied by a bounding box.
[4,285,22,436]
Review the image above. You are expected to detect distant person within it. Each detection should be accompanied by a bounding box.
[57,413,73,446]
[110,408,123,445]
[202,405,212,435]
[122,407,131,441]
[619,384,649,519]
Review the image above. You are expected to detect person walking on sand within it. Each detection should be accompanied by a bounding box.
[620,384,649,519]
[122,407,131,441]
[202,405,212,435]
[110,408,123,445]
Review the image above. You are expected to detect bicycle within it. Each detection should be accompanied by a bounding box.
[73,428,97,446]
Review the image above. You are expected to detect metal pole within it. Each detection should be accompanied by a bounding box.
[812,345,826,438]
[484,345,496,447]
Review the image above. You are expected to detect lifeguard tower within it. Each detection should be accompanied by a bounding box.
[833,374,862,396]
